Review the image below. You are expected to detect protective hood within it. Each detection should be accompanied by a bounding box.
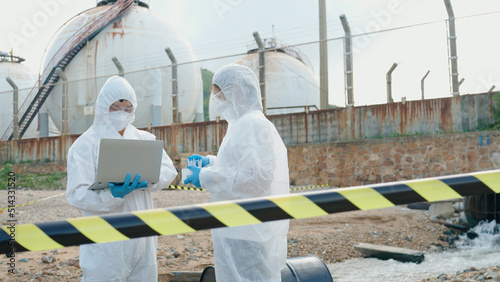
[212,64,263,122]
[93,75,137,134]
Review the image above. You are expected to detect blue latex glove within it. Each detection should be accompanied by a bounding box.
[187,154,210,167]
[184,166,201,187]
[109,174,148,198]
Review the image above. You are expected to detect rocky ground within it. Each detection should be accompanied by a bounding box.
[0,189,498,281]
[421,266,500,282]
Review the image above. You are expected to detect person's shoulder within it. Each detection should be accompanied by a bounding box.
[135,129,156,140]
[238,111,272,127]
[234,111,275,136]
[238,110,262,121]
[68,129,98,155]
[123,125,156,140]
[70,129,93,146]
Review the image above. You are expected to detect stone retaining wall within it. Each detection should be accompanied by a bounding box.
[287,131,500,187]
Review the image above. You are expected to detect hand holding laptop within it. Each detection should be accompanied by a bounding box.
[89,139,164,191]
[109,174,148,198]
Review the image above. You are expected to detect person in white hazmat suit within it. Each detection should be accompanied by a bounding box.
[66,75,177,282]
[184,64,290,282]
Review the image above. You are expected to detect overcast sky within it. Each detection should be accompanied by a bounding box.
[1,0,499,106]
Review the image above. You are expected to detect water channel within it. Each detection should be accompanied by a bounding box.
[327,220,500,281]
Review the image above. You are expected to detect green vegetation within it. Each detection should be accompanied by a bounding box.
[478,91,500,130]
[0,164,12,178]
[389,132,426,138]
[0,164,66,190]
[201,68,215,121]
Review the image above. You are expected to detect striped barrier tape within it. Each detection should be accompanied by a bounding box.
[289,183,331,191]
[165,184,331,192]
[165,184,207,192]
[1,169,499,255]
[0,192,65,211]
[0,184,329,212]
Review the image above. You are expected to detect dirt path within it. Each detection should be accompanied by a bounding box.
[0,189,451,281]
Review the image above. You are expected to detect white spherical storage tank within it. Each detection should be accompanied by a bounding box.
[43,2,202,134]
[209,49,320,120]
[0,54,39,139]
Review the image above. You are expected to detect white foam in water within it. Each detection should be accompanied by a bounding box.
[328,221,500,282]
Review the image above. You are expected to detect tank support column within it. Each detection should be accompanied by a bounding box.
[56,68,68,135]
[6,77,19,140]
[165,48,179,124]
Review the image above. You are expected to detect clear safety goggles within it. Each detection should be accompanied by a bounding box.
[211,91,226,104]
[110,104,134,113]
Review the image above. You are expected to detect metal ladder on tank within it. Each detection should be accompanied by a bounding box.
[1,0,135,141]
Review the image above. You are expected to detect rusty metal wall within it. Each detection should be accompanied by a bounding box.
[0,135,79,163]
[271,92,493,144]
[148,121,228,156]
[0,92,494,163]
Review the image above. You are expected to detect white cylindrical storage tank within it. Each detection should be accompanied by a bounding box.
[209,50,320,120]
[43,2,202,134]
[0,54,39,139]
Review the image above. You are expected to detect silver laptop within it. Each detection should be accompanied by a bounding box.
[89,138,164,190]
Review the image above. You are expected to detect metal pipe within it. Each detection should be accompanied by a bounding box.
[386,63,398,103]
[111,57,124,77]
[6,77,18,139]
[444,0,460,96]
[421,70,430,100]
[253,31,266,115]
[165,48,179,123]
[464,194,500,227]
[319,0,329,109]
[340,14,354,106]
[151,68,162,126]
[56,68,68,135]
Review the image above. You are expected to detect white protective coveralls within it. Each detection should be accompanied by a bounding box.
[199,64,290,282]
[66,76,177,282]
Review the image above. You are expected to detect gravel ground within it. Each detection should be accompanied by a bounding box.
[421,266,500,282]
[0,189,498,281]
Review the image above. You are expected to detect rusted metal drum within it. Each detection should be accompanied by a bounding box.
[200,255,333,282]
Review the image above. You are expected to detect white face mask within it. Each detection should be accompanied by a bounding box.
[216,99,237,122]
[109,111,132,131]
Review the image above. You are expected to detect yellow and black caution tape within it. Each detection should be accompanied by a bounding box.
[0,183,330,212]
[0,183,330,211]
[165,183,331,192]
[165,185,207,192]
[290,184,331,191]
[1,169,499,255]
[0,193,65,212]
